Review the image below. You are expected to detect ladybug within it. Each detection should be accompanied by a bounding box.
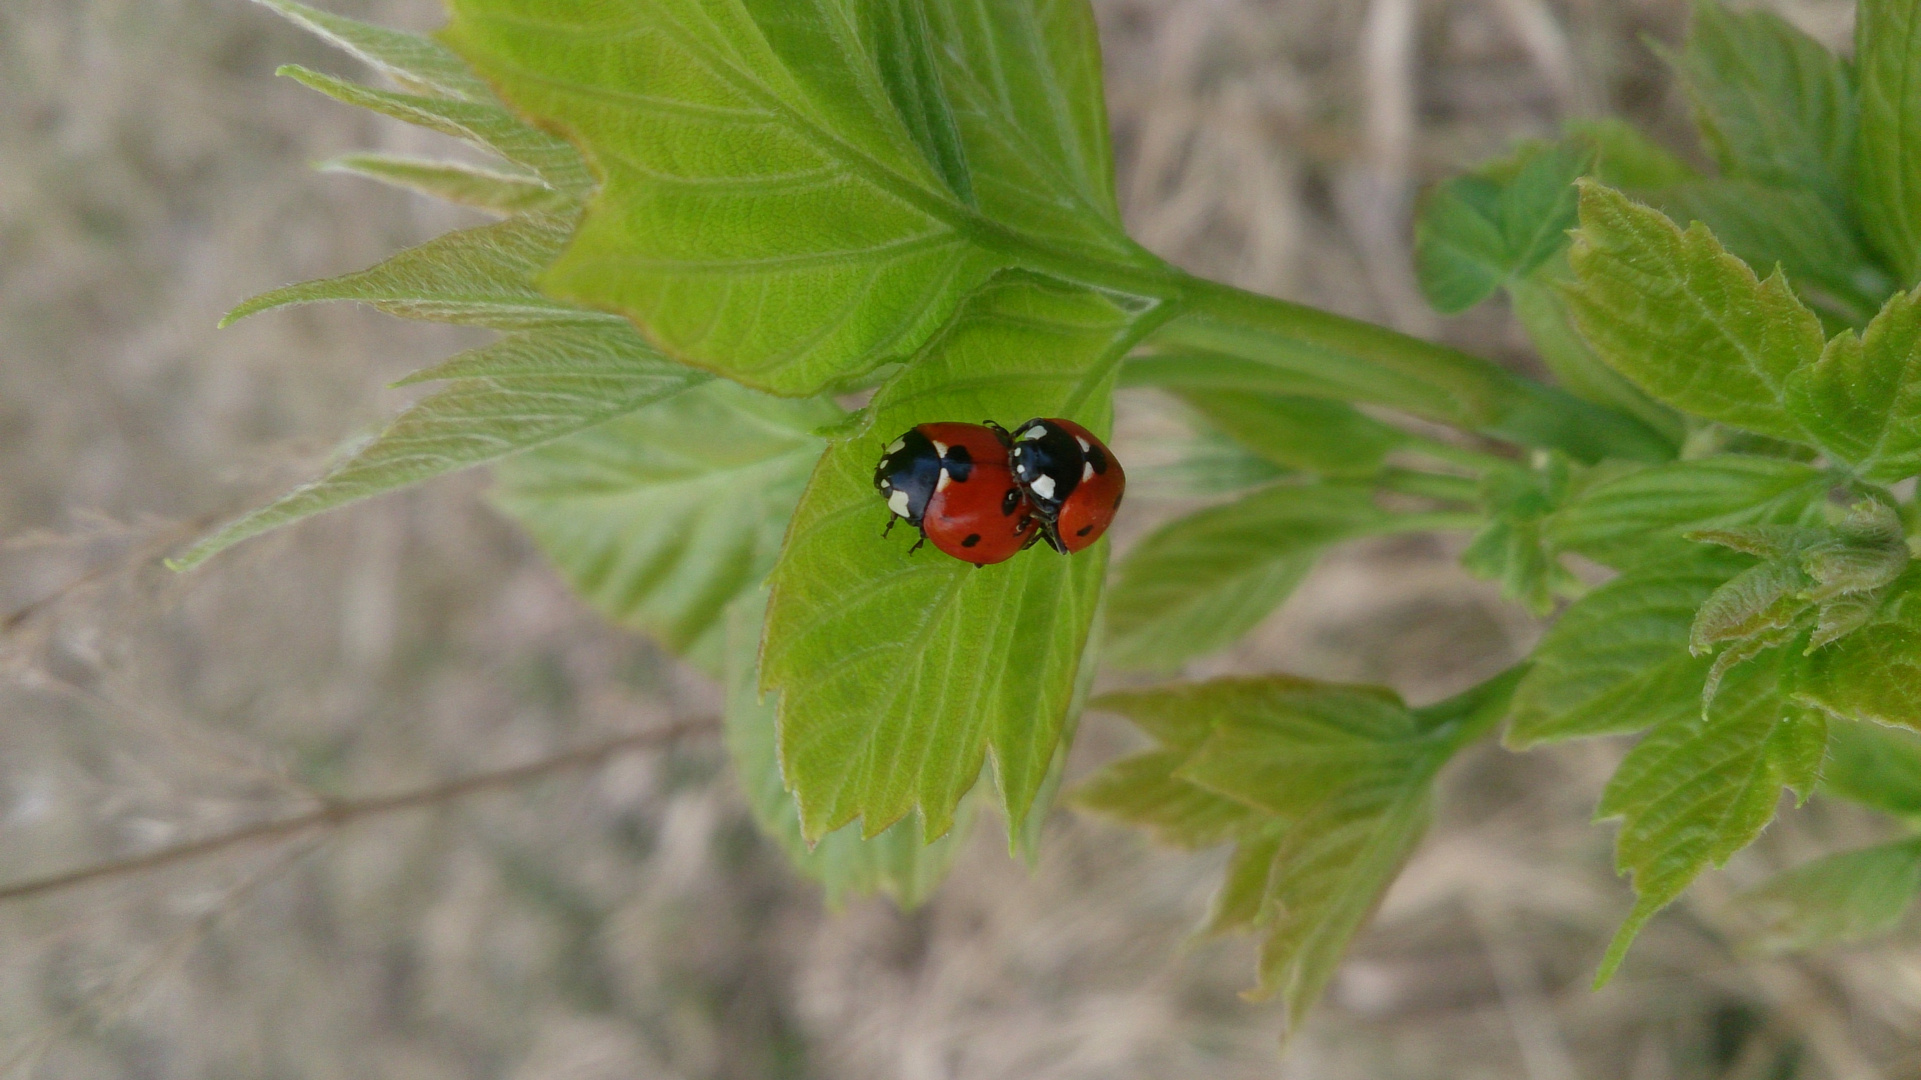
[873,422,1039,566]
[1003,417,1125,554]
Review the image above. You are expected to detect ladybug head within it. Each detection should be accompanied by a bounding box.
[873,428,942,525]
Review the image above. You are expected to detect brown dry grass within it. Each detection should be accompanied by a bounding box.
[3,0,1917,1077]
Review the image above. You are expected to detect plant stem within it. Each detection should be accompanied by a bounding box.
[1155,274,1675,464]
[0,718,716,905]
[1376,467,1483,505]
[1416,665,1529,747]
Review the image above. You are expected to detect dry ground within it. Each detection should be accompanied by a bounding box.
[3,0,1917,1077]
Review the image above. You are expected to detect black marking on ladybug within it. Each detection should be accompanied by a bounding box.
[1076,525,1093,537]
[1085,442,1109,475]
[1001,487,1021,516]
[942,443,974,482]
[961,534,982,548]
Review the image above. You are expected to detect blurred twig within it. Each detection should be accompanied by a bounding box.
[0,717,718,905]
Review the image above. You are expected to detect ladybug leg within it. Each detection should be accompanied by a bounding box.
[883,516,897,539]
[1039,521,1069,554]
[983,420,1013,447]
[908,534,926,555]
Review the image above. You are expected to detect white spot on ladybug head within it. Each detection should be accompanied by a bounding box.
[1030,474,1056,500]
[886,438,907,455]
[931,440,948,456]
[1081,461,1094,482]
[936,471,952,492]
[887,489,912,517]
[1020,425,1046,441]
[1075,436,1091,452]
[878,478,891,489]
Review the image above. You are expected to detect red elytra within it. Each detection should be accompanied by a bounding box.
[872,421,1038,566]
[1005,417,1125,554]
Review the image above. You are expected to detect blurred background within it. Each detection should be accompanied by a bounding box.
[3,0,1914,1076]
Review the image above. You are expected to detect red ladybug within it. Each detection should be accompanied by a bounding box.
[874,422,1038,566]
[1004,418,1125,554]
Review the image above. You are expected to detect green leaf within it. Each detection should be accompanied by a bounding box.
[723,594,967,907]
[1103,483,1410,672]
[173,326,705,569]
[1092,673,1511,1026]
[320,153,564,215]
[1173,389,1410,478]
[493,381,838,675]
[223,213,602,329]
[1564,182,1826,445]
[1460,455,1580,616]
[1568,118,1698,190]
[275,65,593,198]
[1786,286,1921,482]
[1655,180,1886,325]
[1821,718,1921,820]
[1594,648,1823,984]
[442,0,1160,396]
[1801,567,1921,733]
[1506,549,1745,747]
[1415,141,1588,314]
[1856,0,1921,282]
[1548,455,1830,570]
[1072,749,1265,849]
[1731,838,1921,953]
[248,0,496,101]
[1507,271,1682,441]
[762,274,1155,843]
[1672,0,1855,216]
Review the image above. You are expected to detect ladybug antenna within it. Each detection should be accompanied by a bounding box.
[983,420,1012,446]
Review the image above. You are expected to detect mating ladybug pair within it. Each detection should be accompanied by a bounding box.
[873,418,1125,566]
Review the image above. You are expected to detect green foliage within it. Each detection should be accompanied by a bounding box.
[1415,142,1588,314]
[1653,180,1885,325]
[1594,649,1826,984]
[1507,549,1741,748]
[202,0,1921,1030]
[1076,672,1516,1029]
[1856,0,1921,282]
[1732,838,1921,953]
[441,0,1158,396]
[1789,286,1921,482]
[1821,719,1921,821]
[1669,0,1855,216]
[1173,390,1409,479]
[1547,456,1831,571]
[494,382,839,676]
[1103,483,1425,672]
[1688,500,1911,693]
[320,153,565,214]
[725,594,971,906]
[1565,182,1828,445]
[175,9,694,571]
[1412,135,1572,351]
[762,275,1143,842]
[1801,567,1921,732]
[1460,454,1580,615]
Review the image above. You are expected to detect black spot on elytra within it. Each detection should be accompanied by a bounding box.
[1001,488,1021,515]
[962,534,981,548]
[942,444,973,482]
[1077,525,1093,537]
[1086,443,1109,474]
